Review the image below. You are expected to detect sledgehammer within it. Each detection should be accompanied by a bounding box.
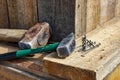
[19,22,51,49]
[0,33,75,60]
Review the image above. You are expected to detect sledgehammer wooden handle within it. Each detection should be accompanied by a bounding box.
[0,29,27,42]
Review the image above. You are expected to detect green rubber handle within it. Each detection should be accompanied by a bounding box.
[16,42,60,58]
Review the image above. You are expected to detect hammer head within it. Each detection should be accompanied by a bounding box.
[57,33,76,58]
[19,22,51,49]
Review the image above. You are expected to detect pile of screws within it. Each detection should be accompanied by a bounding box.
[81,35,101,51]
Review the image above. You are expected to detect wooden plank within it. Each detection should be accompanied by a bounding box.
[100,0,109,24]
[43,17,120,80]
[24,0,37,28]
[104,64,120,80]
[0,64,43,80]
[86,0,100,32]
[0,0,9,28]
[107,0,116,20]
[7,0,37,29]
[100,0,116,24]
[0,29,27,42]
[38,0,86,42]
[75,0,87,37]
[115,0,120,16]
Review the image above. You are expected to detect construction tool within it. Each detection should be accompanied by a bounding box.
[0,33,76,60]
[19,22,51,49]
[57,33,75,58]
[0,29,27,42]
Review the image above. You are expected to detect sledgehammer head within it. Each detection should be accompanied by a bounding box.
[19,22,51,49]
[57,33,76,58]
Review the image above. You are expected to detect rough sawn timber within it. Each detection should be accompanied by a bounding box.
[104,65,120,80]
[43,17,120,80]
[100,0,116,24]
[86,0,100,32]
[0,0,9,28]
[7,0,37,29]
[0,29,27,42]
[115,0,120,16]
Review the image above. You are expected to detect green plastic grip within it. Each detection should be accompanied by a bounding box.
[16,42,60,58]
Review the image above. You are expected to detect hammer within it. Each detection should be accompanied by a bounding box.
[0,33,76,60]
[19,22,51,49]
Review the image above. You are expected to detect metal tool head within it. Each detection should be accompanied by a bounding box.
[19,22,51,49]
[57,33,76,58]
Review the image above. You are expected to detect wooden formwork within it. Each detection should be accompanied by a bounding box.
[0,0,119,41]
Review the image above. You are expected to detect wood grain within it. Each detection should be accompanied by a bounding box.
[75,0,87,37]
[104,64,120,80]
[0,29,27,42]
[7,0,37,29]
[115,0,120,16]
[86,0,100,32]
[43,17,120,80]
[0,0,9,28]
[107,0,116,20]
[0,64,41,80]
[100,0,116,24]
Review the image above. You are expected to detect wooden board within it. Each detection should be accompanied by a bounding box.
[0,64,43,80]
[86,0,100,32]
[115,0,120,16]
[38,0,86,42]
[75,0,87,37]
[104,64,120,80]
[43,17,120,80]
[7,0,37,29]
[107,0,116,20]
[100,0,116,24]
[0,0,9,28]
[0,29,26,42]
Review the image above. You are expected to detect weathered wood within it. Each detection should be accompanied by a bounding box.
[115,0,120,16]
[75,0,87,36]
[7,0,37,29]
[0,29,27,42]
[0,64,42,80]
[104,64,120,80]
[0,0,9,28]
[43,17,120,80]
[100,0,116,24]
[86,0,100,32]
[38,0,86,41]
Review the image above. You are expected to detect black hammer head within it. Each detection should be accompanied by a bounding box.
[57,33,76,58]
